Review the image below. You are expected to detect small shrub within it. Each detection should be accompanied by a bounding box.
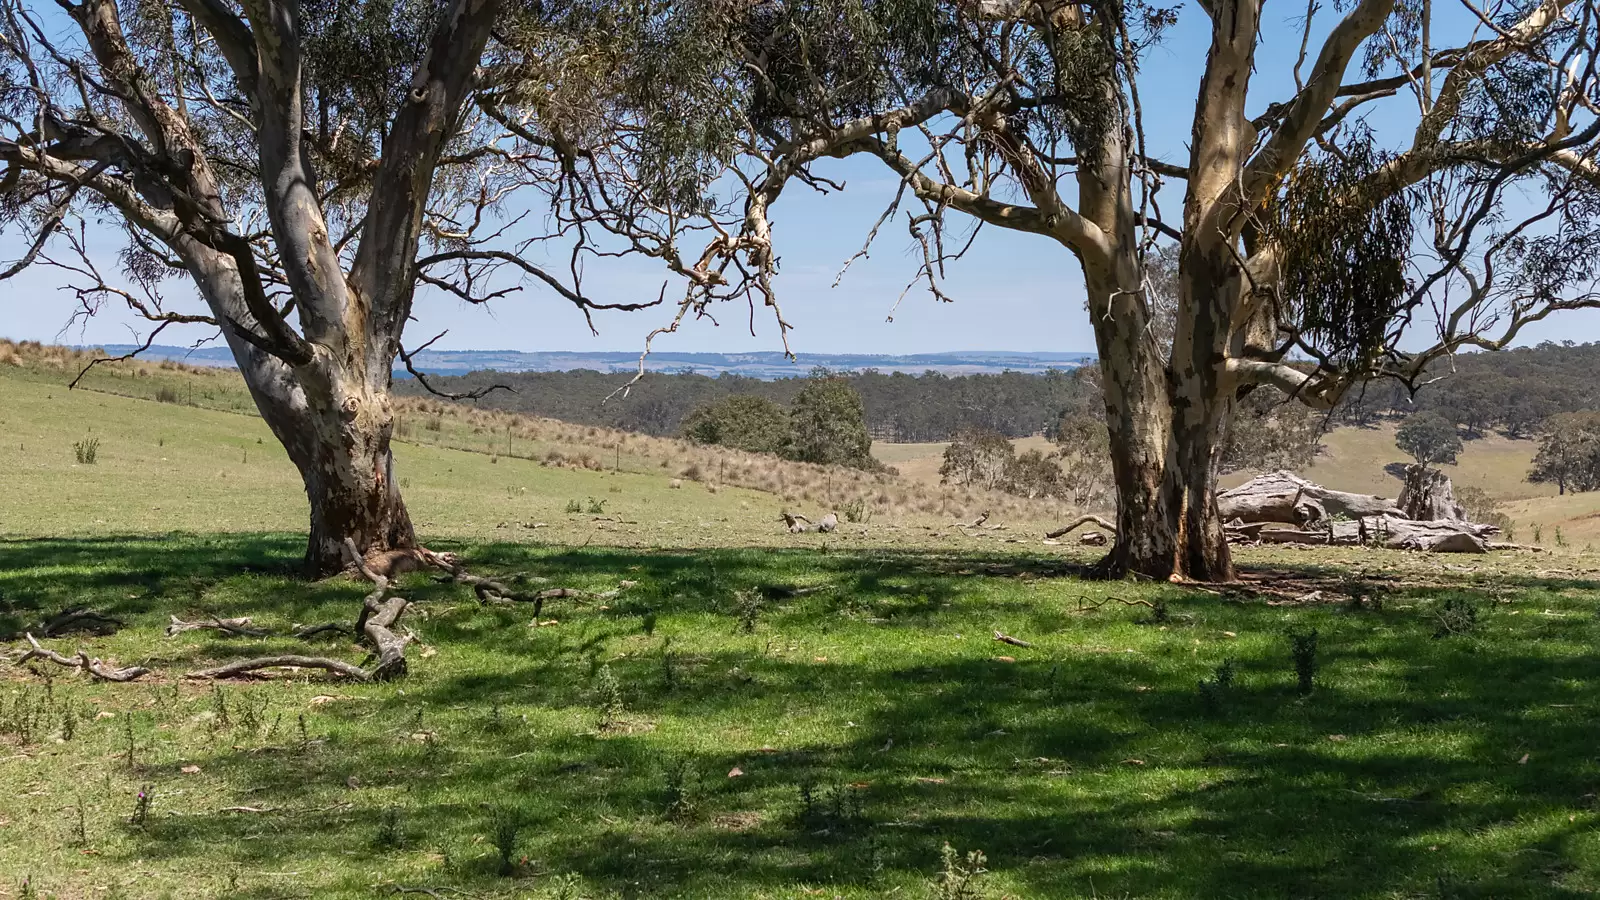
[1137,598,1170,625]
[1533,523,1544,544]
[841,497,871,523]
[73,437,100,464]
[564,499,582,514]
[1289,628,1319,696]
[155,386,180,404]
[795,777,869,833]
[586,497,606,514]
[1556,525,1567,547]
[734,590,763,633]
[1433,597,1479,638]
[594,664,625,731]
[129,785,151,830]
[373,807,403,850]
[489,806,521,875]
[1197,659,1235,713]
[71,795,88,847]
[662,759,700,823]
[934,843,988,900]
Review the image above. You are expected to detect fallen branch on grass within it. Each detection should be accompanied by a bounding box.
[1046,515,1117,539]
[292,622,351,639]
[188,540,417,682]
[187,654,372,681]
[1075,595,1157,612]
[993,631,1033,648]
[34,607,124,637]
[17,633,150,681]
[166,615,270,638]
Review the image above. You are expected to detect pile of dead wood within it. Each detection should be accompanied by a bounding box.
[1219,469,1510,553]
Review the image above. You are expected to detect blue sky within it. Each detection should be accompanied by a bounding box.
[5,2,1598,356]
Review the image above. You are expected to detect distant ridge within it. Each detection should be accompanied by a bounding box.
[92,345,1095,380]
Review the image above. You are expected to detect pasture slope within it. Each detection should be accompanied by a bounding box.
[883,424,1600,549]
[3,350,1600,898]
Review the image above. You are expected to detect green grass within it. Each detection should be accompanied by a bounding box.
[0,372,830,550]
[5,535,1600,898]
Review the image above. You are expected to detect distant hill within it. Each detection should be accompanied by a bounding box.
[94,344,1095,379]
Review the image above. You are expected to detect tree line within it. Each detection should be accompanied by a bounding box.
[396,366,1101,442]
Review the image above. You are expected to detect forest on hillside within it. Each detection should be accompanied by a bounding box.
[396,366,1098,441]
[398,341,1600,443]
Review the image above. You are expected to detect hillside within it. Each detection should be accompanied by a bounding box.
[0,341,1074,544]
[878,423,1600,547]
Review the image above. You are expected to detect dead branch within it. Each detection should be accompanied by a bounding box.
[17,633,149,682]
[34,606,123,637]
[187,655,372,681]
[1074,595,1157,613]
[188,539,422,681]
[958,511,991,528]
[166,615,270,638]
[293,623,352,639]
[361,595,411,681]
[1046,515,1118,539]
[993,630,1033,648]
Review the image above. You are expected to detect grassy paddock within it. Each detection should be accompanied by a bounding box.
[2,535,1600,898]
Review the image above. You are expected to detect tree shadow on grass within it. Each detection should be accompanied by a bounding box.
[6,534,1600,898]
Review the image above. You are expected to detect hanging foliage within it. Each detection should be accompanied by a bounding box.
[1268,128,1415,368]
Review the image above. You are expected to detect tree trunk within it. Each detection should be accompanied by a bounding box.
[1162,394,1235,581]
[226,329,415,577]
[301,428,414,577]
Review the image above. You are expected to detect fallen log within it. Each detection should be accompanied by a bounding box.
[1218,471,1401,525]
[17,633,149,682]
[1240,515,1495,553]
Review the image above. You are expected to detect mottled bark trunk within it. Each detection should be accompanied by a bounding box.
[294,399,414,578]
[1088,273,1180,578]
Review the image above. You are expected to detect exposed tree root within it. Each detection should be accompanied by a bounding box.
[188,540,416,682]
[34,607,124,637]
[17,633,150,681]
[166,615,270,638]
[1046,515,1118,539]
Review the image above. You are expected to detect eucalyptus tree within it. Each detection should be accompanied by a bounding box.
[613,0,1600,579]
[0,0,678,574]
